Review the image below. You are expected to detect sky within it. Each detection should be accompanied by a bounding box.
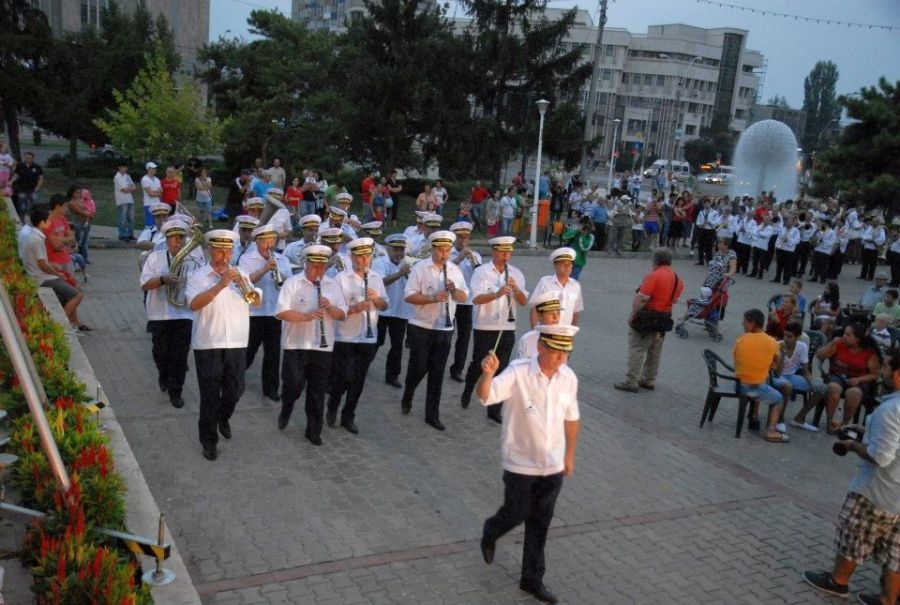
[209,0,900,108]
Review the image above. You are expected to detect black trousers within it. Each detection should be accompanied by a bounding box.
[889,250,900,286]
[749,246,767,278]
[281,349,332,438]
[829,249,845,279]
[194,348,246,449]
[812,251,831,283]
[773,249,796,284]
[148,318,192,397]
[402,325,452,423]
[463,329,515,415]
[763,235,777,271]
[483,471,564,586]
[860,248,879,280]
[796,241,812,276]
[377,315,407,381]
[593,223,607,251]
[246,316,282,398]
[449,305,473,377]
[697,228,716,264]
[327,341,377,425]
[735,242,751,274]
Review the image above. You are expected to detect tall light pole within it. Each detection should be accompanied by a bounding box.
[530,99,550,248]
[578,0,608,183]
[606,118,621,195]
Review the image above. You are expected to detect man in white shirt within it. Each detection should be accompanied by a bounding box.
[239,224,292,401]
[811,220,837,284]
[326,238,388,434]
[231,215,260,265]
[460,236,528,423]
[140,219,196,409]
[140,161,162,228]
[401,231,470,431]
[186,229,262,461]
[517,291,562,360]
[373,234,412,388]
[695,198,722,266]
[268,156,286,190]
[448,221,482,382]
[283,214,322,269]
[114,160,137,241]
[772,215,801,285]
[475,324,580,605]
[275,245,347,446]
[529,248,584,328]
[860,216,887,281]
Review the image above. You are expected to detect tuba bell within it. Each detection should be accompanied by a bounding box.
[166,227,205,306]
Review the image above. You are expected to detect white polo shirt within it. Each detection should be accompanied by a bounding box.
[776,226,800,252]
[334,268,388,343]
[238,248,292,317]
[450,247,482,305]
[275,273,346,351]
[372,255,412,320]
[140,249,195,321]
[815,228,837,255]
[480,357,579,476]
[470,261,528,331]
[185,265,254,349]
[529,275,583,327]
[404,260,469,331]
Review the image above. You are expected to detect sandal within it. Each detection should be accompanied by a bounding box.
[766,433,790,443]
[77,324,93,332]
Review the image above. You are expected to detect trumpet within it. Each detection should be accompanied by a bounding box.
[270,258,285,289]
[233,270,261,304]
[327,253,346,273]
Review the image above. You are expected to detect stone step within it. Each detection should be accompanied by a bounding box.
[0,434,8,447]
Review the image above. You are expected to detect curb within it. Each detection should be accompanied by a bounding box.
[37,289,202,605]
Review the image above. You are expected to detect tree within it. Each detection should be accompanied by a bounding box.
[683,138,716,170]
[801,60,841,153]
[459,0,590,184]
[95,48,225,165]
[542,101,587,172]
[0,0,53,159]
[812,78,900,214]
[766,94,791,109]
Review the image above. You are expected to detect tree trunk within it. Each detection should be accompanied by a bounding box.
[2,102,21,160]
[69,138,79,181]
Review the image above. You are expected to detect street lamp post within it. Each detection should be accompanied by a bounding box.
[606,118,622,195]
[530,99,550,248]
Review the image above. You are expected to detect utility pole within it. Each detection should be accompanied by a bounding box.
[578,0,608,184]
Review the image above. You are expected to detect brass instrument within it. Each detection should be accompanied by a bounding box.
[327,252,346,273]
[166,227,205,307]
[270,256,285,289]
[260,193,287,224]
[403,243,432,268]
[233,270,261,305]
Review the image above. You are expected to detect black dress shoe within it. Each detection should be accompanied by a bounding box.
[202,446,217,461]
[401,399,412,415]
[158,377,168,393]
[170,395,185,409]
[325,409,337,427]
[277,412,289,430]
[480,538,494,564]
[263,391,280,402]
[426,419,446,431]
[450,373,464,383]
[519,581,558,604]
[460,394,471,409]
[486,410,502,424]
[341,421,359,434]
[218,420,231,439]
[306,432,323,446]
[769,279,780,282]
[385,377,402,388]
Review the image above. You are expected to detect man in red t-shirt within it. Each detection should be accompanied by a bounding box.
[470,180,490,232]
[360,172,376,222]
[160,166,181,211]
[615,249,684,392]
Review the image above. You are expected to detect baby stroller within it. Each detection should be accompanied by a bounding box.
[674,277,732,342]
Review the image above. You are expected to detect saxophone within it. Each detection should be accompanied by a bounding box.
[166,228,205,306]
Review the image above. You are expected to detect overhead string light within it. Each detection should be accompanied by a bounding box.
[697,0,899,31]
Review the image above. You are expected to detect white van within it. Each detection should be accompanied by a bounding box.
[643,160,691,182]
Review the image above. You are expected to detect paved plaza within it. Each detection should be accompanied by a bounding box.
[11,241,889,603]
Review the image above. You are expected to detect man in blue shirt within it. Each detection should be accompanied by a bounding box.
[591,198,609,251]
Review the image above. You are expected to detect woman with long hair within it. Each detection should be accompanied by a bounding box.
[812,281,841,339]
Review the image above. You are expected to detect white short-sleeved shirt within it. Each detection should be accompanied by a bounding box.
[238,248,292,317]
[114,171,135,206]
[141,175,161,207]
[372,256,412,320]
[529,275,584,326]
[185,266,255,349]
[480,357,579,476]
[267,208,293,251]
[516,330,539,360]
[778,340,808,376]
[275,273,347,351]
[334,268,388,343]
[450,248,482,305]
[140,249,195,321]
[20,228,57,284]
[404,260,469,331]
[470,262,528,331]
[848,393,900,514]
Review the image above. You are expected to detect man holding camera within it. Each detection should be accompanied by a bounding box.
[802,349,900,605]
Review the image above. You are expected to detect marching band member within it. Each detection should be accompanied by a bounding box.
[326,238,388,434]
[275,245,347,446]
[139,219,195,409]
[373,234,412,388]
[185,229,262,461]
[322,204,357,242]
[264,188,293,253]
[283,213,322,270]
[358,221,387,258]
[528,248,584,328]
[401,230,469,431]
[320,227,350,279]
[460,236,528,423]
[517,291,563,359]
[334,192,363,232]
[239,224,292,401]
[448,221,481,382]
[231,214,260,264]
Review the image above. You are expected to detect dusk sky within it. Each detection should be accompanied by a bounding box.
[210,0,900,108]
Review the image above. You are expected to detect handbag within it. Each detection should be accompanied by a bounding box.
[629,274,680,333]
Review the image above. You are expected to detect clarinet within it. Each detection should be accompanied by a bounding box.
[315,279,328,348]
[363,270,373,339]
[442,262,452,328]
[504,263,515,322]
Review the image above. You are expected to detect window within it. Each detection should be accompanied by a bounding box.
[686,125,696,135]
[656,75,665,87]
[643,74,652,86]
[622,73,630,85]
[605,44,615,57]
[602,69,612,81]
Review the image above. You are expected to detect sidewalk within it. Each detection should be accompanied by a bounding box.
[15,242,885,603]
